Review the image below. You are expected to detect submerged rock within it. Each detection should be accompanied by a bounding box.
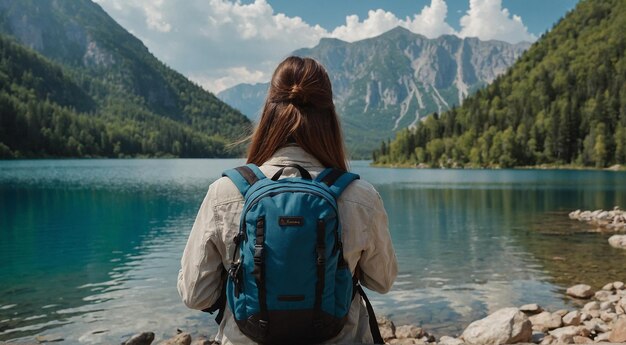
[608,235,626,249]
[122,332,155,345]
[461,307,532,345]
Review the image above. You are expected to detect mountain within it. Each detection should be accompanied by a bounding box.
[218,27,529,158]
[374,0,626,168]
[0,0,250,158]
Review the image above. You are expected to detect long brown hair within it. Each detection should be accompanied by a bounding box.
[246,56,348,171]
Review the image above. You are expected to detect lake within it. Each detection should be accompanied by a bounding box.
[1,159,626,344]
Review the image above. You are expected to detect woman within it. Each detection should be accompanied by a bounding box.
[177,56,397,344]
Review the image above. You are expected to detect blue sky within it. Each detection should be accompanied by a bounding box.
[95,0,580,92]
[267,0,578,37]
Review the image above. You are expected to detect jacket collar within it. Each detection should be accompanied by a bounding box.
[264,145,324,169]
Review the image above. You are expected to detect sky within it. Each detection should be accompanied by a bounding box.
[93,0,579,93]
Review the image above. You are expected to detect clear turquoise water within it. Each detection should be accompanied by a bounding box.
[1,159,626,343]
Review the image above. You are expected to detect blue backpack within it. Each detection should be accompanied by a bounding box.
[220,163,360,344]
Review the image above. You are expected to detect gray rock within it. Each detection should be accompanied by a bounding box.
[122,332,155,345]
[438,335,464,345]
[600,301,615,312]
[529,312,563,330]
[584,301,601,312]
[158,333,191,345]
[520,303,544,314]
[554,309,570,317]
[584,318,611,333]
[377,316,396,341]
[567,284,595,299]
[609,317,626,342]
[461,307,532,345]
[563,311,582,326]
[600,311,617,323]
[595,290,614,302]
[549,326,589,344]
[395,325,423,339]
[608,235,626,249]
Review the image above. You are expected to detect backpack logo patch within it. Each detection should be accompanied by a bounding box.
[278,216,304,226]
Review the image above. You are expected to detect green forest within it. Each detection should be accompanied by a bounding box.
[373,0,626,168]
[0,0,251,158]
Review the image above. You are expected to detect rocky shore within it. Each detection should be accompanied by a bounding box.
[107,281,626,345]
[569,207,626,250]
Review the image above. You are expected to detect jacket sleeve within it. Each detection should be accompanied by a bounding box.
[358,191,398,293]
[177,184,224,310]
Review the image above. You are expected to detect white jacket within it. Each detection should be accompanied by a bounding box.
[177,145,398,344]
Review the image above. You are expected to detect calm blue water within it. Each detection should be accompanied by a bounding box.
[1,159,626,343]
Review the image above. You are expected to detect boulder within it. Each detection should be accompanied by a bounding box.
[520,303,544,315]
[600,311,616,323]
[122,332,155,345]
[158,333,191,345]
[377,316,396,341]
[438,336,464,345]
[549,326,589,344]
[600,301,615,312]
[583,318,611,333]
[615,281,625,290]
[595,290,613,302]
[529,312,563,330]
[608,235,626,249]
[395,325,423,339]
[583,301,601,312]
[567,284,595,299]
[461,307,532,345]
[563,311,582,326]
[609,317,626,342]
[554,309,569,317]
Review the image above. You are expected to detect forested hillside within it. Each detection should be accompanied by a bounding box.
[0,0,250,158]
[0,35,237,158]
[374,0,626,168]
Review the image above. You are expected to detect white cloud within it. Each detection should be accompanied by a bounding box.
[190,67,267,93]
[330,0,455,42]
[459,0,536,43]
[93,0,535,93]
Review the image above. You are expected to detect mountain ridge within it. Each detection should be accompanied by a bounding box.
[218,26,530,158]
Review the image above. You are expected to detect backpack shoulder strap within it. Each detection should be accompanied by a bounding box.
[316,168,360,198]
[222,163,266,196]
